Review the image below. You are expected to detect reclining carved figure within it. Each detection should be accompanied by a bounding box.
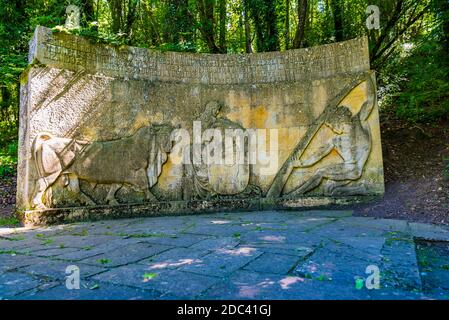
[285,78,376,196]
[31,124,173,209]
[286,104,372,196]
[266,74,376,198]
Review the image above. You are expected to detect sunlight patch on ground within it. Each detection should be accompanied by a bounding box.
[279,276,305,289]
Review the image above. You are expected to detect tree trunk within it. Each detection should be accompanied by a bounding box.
[107,0,123,34]
[218,0,227,53]
[285,0,290,49]
[265,0,280,51]
[82,0,96,25]
[196,0,220,53]
[293,0,307,48]
[243,0,252,53]
[331,0,343,41]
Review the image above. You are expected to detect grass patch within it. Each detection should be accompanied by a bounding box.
[0,216,20,227]
[96,258,111,265]
[0,249,18,254]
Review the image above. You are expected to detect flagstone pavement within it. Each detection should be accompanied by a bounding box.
[1,210,449,300]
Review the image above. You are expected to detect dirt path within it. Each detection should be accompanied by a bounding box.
[354,114,449,224]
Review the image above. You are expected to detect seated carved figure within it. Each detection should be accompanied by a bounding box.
[286,104,372,196]
[31,124,173,209]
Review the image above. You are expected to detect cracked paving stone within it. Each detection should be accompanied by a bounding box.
[0,272,42,299]
[79,242,174,267]
[0,254,51,273]
[179,246,263,277]
[28,247,82,258]
[53,238,146,261]
[137,247,209,270]
[137,234,210,247]
[243,252,301,274]
[242,243,314,257]
[239,229,321,247]
[14,281,163,300]
[293,245,380,285]
[91,265,221,298]
[189,237,240,252]
[381,238,422,291]
[19,259,107,280]
[181,224,249,237]
[200,270,374,300]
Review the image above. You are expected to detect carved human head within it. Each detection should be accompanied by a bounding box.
[325,106,353,133]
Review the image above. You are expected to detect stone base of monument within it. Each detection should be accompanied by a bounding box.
[21,196,381,227]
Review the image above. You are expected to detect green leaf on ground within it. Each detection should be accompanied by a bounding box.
[96,258,111,265]
[143,273,157,282]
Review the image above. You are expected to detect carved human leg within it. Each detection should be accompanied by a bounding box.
[322,180,351,195]
[105,183,122,205]
[133,168,159,202]
[286,163,361,196]
[144,188,158,201]
[32,172,60,209]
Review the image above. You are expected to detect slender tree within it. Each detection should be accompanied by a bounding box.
[284,0,290,49]
[292,0,307,48]
[331,0,343,41]
[196,0,221,53]
[218,0,227,52]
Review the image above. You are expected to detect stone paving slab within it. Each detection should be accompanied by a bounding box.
[91,266,222,299]
[243,253,301,275]
[79,242,174,267]
[19,260,107,280]
[15,281,163,300]
[0,272,42,298]
[137,247,208,270]
[1,210,449,300]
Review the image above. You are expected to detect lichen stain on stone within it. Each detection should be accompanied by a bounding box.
[253,105,269,128]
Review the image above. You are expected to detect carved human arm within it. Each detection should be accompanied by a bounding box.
[291,143,334,168]
[359,72,376,121]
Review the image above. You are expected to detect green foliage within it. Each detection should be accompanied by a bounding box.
[397,42,449,122]
[380,38,449,122]
[0,140,17,177]
[0,216,20,227]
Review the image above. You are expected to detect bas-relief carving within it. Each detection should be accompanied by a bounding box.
[267,73,376,198]
[21,28,383,214]
[31,124,173,209]
[30,74,377,209]
[183,101,261,200]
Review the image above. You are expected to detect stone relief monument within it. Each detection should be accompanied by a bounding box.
[18,26,384,225]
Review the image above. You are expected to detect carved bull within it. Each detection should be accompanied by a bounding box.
[31,124,174,209]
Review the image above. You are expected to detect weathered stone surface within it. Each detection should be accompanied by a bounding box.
[15,281,162,300]
[0,272,42,298]
[19,26,384,225]
[78,242,173,267]
[243,252,301,274]
[91,266,221,298]
[19,260,106,280]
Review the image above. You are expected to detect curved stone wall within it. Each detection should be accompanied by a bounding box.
[18,26,384,225]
